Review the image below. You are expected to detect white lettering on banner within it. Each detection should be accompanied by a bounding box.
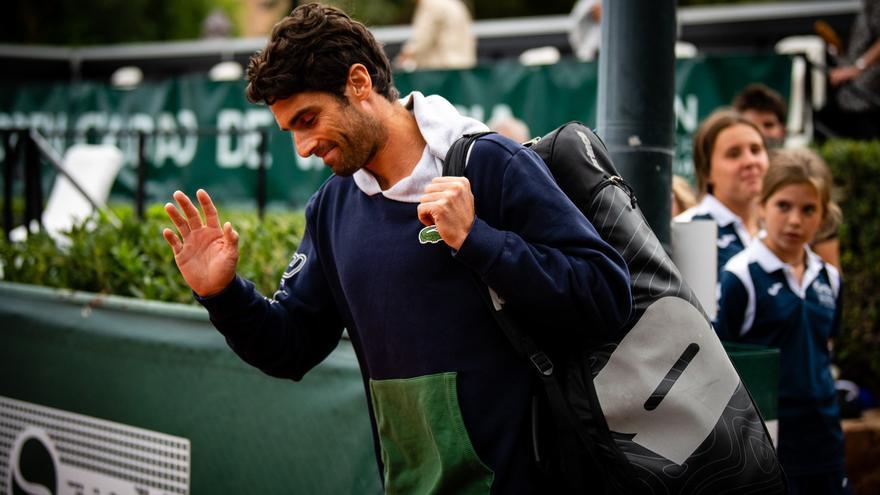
[75,111,108,139]
[0,112,68,161]
[154,110,198,167]
[71,111,200,168]
[111,113,155,167]
[12,112,31,129]
[128,113,156,160]
[155,113,178,168]
[0,113,9,161]
[245,109,274,168]
[177,109,198,165]
[216,108,274,169]
[217,110,244,168]
[674,94,699,133]
[0,107,280,170]
[592,297,739,465]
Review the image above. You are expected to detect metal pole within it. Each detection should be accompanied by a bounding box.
[3,131,15,240]
[257,129,267,220]
[597,0,677,248]
[136,131,147,220]
[23,131,43,232]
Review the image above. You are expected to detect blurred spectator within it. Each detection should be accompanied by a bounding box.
[733,83,787,149]
[671,175,696,217]
[395,0,476,71]
[675,109,769,275]
[827,0,880,139]
[202,9,234,39]
[488,114,531,143]
[569,0,602,61]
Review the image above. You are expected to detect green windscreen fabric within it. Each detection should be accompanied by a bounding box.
[724,342,780,421]
[0,281,381,495]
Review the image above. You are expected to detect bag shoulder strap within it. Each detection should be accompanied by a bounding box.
[442,131,611,488]
[442,131,494,177]
[442,131,554,374]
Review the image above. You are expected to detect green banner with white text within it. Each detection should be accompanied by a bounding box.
[0,54,791,210]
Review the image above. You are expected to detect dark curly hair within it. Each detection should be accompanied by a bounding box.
[246,3,398,105]
[732,83,787,124]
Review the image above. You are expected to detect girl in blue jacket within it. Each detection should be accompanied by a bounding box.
[714,148,849,495]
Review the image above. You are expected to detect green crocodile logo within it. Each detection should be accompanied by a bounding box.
[418,225,442,244]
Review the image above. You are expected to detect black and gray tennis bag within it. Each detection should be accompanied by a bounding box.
[444,122,787,494]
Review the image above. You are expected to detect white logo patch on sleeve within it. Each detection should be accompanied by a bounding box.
[281,253,308,280]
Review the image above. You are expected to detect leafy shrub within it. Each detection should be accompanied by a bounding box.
[0,204,305,304]
[820,139,880,397]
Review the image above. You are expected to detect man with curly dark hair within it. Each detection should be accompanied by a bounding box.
[245,4,399,105]
[162,4,632,493]
[732,83,787,149]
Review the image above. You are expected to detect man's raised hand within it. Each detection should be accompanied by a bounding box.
[163,189,239,297]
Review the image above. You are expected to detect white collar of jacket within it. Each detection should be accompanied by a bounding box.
[747,238,836,298]
[352,91,488,203]
[695,194,740,228]
[677,194,754,245]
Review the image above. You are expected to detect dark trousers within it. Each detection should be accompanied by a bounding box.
[787,469,853,495]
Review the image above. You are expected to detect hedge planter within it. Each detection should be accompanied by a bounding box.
[0,281,381,495]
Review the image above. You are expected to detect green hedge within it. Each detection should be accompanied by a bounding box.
[2,139,879,395]
[0,205,305,304]
[820,139,880,396]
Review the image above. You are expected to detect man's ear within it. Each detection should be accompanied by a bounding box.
[346,64,373,101]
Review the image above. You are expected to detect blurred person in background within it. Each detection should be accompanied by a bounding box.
[394,0,476,71]
[733,83,787,149]
[675,109,769,275]
[162,4,632,493]
[488,114,531,144]
[828,0,880,139]
[732,84,843,269]
[569,0,602,61]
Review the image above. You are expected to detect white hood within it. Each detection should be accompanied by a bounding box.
[352,91,488,203]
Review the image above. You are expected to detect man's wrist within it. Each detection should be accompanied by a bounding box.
[855,56,867,71]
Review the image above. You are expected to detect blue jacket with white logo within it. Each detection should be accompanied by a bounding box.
[714,240,844,476]
[198,133,632,493]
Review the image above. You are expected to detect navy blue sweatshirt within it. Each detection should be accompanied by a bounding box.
[199,134,632,493]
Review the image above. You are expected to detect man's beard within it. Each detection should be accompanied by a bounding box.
[330,103,387,177]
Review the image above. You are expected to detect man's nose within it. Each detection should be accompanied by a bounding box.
[292,132,315,158]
